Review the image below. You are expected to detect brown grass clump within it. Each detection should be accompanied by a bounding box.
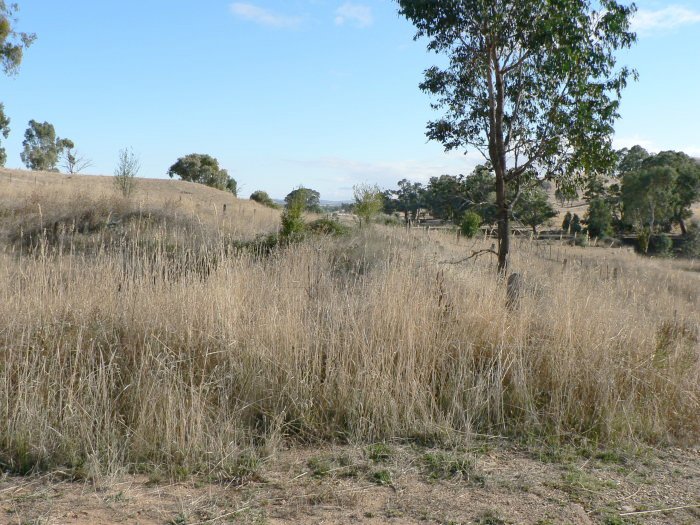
[0,170,698,478]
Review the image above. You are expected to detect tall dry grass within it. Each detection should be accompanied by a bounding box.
[1,213,698,477]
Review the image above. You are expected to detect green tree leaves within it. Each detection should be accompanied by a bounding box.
[398,0,636,271]
[0,1,35,75]
[284,187,321,213]
[167,153,237,195]
[20,120,72,171]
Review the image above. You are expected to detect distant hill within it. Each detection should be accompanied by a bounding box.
[0,168,282,243]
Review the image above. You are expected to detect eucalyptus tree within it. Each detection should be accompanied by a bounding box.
[0,103,9,166]
[1,1,35,75]
[1,2,35,165]
[398,0,636,272]
[20,120,73,171]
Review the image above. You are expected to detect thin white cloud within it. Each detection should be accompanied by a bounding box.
[632,5,700,35]
[334,3,373,28]
[229,2,303,28]
[613,135,659,151]
[291,153,483,189]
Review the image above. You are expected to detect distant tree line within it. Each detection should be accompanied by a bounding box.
[381,145,700,256]
[382,164,558,237]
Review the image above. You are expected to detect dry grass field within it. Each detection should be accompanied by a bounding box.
[1,169,699,524]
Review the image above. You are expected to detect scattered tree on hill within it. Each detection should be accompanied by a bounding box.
[389,178,424,224]
[513,187,557,235]
[424,174,467,223]
[250,190,278,208]
[61,145,92,174]
[570,214,583,235]
[20,120,73,171]
[398,0,636,272]
[0,1,35,75]
[353,183,384,227]
[462,165,498,226]
[621,150,700,238]
[1,3,35,166]
[113,147,139,197]
[284,187,321,213]
[167,153,237,196]
[585,198,613,238]
[562,211,572,233]
[555,186,579,208]
[617,145,649,177]
[0,102,9,166]
[641,151,700,236]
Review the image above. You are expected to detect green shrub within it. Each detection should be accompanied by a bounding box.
[281,191,306,241]
[636,227,650,254]
[250,190,278,209]
[308,217,350,236]
[680,222,700,258]
[562,211,572,233]
[648,233,672,256]
[460,211,482,238]
[570,213,582,234]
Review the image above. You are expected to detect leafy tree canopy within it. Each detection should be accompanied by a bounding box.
[167,153,237,195]
[0,102,9,166]
[0,1,35,75]
[387,178,424,222]
[250,190,278,208]
[20,120,73,171]
[621,149,700,235]
[513,186,557,235]
[398,0,636,271]
[284,187,321,213]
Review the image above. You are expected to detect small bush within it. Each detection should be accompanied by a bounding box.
[366,443,393,462]
[460,211,482,238]
[281,191,306,241]
[113,148,139,197]
[648,233,672,256]
[370,469,392,485]
[308,217,350,236]
[250,190,278,209]
[680,222,700,258]
[636,228,650,254]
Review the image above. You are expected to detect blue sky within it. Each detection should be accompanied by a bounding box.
[2,0,699,200]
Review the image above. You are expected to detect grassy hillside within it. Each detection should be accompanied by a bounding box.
[0,167,281,244]
[0,169,698,484]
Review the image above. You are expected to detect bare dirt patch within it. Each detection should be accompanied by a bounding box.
[2,442,698,525]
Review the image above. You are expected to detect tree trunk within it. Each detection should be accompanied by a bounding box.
[495,169,509,274]
[679,217,688,236]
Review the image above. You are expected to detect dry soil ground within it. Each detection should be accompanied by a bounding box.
[2,441,698,525]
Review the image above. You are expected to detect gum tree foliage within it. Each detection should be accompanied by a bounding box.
[250,190,278,208]
[512,186,557,235]
[1,2,35,165]
[0,102,9,166]
[621,150,700,236]
[284,187,321,213]
[424,174,467,222]
[1,1,35,75]
[398,0,636,272]
[167,153,237,195]
[389,178,424,223]
[584,197,613,238]
[20,120,73,171]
